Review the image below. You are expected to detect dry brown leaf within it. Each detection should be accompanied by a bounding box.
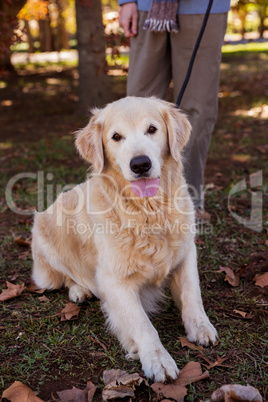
[103,369,127,385]
[38,295,50,302]
[60,302,81,321]
[2,381,44,401]
[218,267,240,287]
[151,362,209,402]
[87,381,97,402]
[14,235,31,247]
[151,381,187,402]
[102,369,148,401]
[199,354,232,370]
[211,383,263,402]
[26,281,46,294]
[233,309,253,319]
[179,336,204,351]
[176,361,209,386]
[254,272,268,288]
[0,281,25,302]
[233,309,247,318]
[57,381,96,402]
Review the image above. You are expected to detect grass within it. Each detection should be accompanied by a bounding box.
[0,42,267,400]
[222,41,268,55]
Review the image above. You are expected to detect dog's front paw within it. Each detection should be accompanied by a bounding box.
[185,317,218,346]
[68,284,92,303]
[141,347,179,382]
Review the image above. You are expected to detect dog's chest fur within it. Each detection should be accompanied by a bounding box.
[95,193,193,288]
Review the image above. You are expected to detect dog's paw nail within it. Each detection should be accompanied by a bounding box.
[141,348,179,382]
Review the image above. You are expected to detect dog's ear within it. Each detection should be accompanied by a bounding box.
[75,108,104,174]
[161,103,191,161]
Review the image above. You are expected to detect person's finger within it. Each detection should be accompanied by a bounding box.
[123,21,131,37]
[131,10,138,36]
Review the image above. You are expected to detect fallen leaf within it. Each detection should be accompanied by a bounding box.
[103,369,127,385]
[14,235,31,247]
[233,309,253,319]
[0,281,25,302]
[87,381,97,402]
[180,336,204,351]
[151,381,187,402]
[198,354,232,370]
[60,302,81,321]
[38,295,50,302]
[57,382,96,402]
[233,309,247,318]
[26,280,46,294]
[218,266,240,287]
[211,383,263,402]
[102,369,148,400]
[176,361,209,386]
[254,272,268,288]
[151,362,209,402]
[2,381,44,401]
[57,381,96,402]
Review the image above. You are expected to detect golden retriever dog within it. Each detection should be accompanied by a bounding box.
[31,96,217,382]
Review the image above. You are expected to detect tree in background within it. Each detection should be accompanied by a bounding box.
[0,0,27,71]
[18,0,71,52]
[54,0,70,51]
[18,0,49,52]
[255,0,268,37]
[231,0,268,38]
[75,0,110,114]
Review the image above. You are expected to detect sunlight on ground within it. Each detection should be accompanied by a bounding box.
[234,105,268,119]
[45,78,63,85]
[218,91,242,98]
[0,142,13,150]
[108,69,127,76]
[222,41,268,54]
[232,154,252,162]
[1,100,13,107]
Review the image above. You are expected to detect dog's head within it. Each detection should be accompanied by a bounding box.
[75,97,191,198]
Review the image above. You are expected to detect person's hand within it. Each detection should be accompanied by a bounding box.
[119,3,138,38]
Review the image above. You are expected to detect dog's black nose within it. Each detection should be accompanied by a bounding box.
[130,155,152,175]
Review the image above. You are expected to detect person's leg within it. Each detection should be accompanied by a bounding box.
[171,14,228,208]
[127,11,172,98]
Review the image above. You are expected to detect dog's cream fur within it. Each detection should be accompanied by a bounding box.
[32,97,217,382]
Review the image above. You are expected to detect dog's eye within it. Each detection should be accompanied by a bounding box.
[112,132,122,141]
[147,125,157,134]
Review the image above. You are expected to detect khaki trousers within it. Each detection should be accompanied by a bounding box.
[127,12,228,208]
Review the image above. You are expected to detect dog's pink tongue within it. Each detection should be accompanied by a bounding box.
[131,178,160,198]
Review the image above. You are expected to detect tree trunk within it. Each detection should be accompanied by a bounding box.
[75,0,110,115]
[39,18,53,52]
[24,19,34,53]
[0,0,27,71]
[258,12,265,38]
[55,0,70,51]
[239,10,247,39]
